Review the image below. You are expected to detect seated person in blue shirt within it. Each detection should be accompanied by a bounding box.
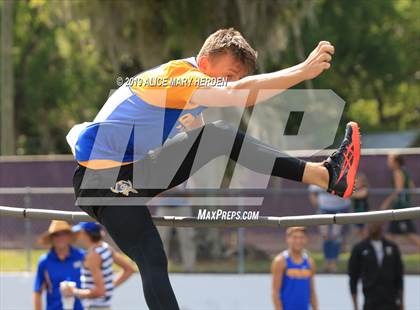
[33,220,85,310]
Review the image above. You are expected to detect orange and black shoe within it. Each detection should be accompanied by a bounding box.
[324,121,361,198]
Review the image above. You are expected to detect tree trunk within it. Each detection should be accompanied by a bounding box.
[372,82,386,123]
[1,0,15,155]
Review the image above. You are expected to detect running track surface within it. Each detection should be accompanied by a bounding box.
[1,273,419,309]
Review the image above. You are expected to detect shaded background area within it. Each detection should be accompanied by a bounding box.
[2,274,420,310]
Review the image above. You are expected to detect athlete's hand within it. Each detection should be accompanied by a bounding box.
[300,41,334,80]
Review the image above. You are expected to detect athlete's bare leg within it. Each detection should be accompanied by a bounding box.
[302,163,329,189]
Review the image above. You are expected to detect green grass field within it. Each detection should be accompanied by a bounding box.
[1,249,419,274]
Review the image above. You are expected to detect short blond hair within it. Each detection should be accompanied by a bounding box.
[198,28,258,74]
[286,226,307,236]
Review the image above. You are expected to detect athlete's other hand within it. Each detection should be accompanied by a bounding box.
[300,41,334,80]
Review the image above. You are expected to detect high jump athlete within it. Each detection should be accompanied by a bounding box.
[67,28,360,309]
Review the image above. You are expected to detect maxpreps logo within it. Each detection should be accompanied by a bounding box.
[197,209,260,220]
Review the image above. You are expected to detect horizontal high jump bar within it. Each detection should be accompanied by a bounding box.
[0,187,419,195]
[0,206,419,228]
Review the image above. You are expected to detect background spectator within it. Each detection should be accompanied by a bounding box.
[309,185,351,272]
[381,154,420,248]
[69,222,135,310]
[271,227,318,310]
[351,173,370,239]
[348,222,404,310]
[33,220,84,310]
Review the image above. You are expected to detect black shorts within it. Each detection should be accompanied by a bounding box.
[73,160,165,221]
[388,219,416,234]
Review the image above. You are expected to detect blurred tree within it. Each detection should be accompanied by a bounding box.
[75,0,314,73]
[12,0,111,154]
[1,0,15,155]
[290,0,420,132]
[9,0,316,154]
[3,0,419,154]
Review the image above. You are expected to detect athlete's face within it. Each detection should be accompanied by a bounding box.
[198,52,248,81]
[286,231,307,252]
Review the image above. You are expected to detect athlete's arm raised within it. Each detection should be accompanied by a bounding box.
[190,41,334,107]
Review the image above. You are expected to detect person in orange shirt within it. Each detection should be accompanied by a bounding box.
[68,28,360,309]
